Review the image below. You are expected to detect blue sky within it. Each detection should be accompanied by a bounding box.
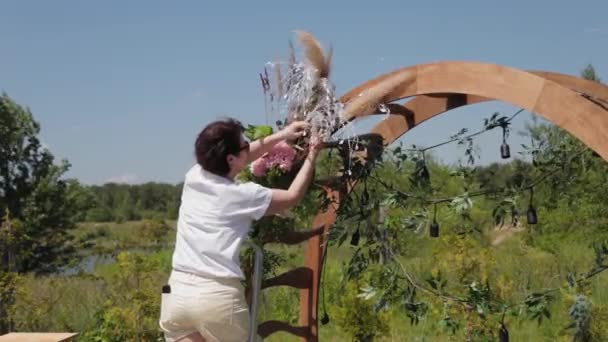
[1,0,606,185]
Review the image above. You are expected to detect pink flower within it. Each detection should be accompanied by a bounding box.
[250,141,297,177]
[251,158,267,177]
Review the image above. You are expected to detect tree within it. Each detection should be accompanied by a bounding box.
[83,252,164,341]
[0,93,90,333]
[114,190,137,223]
[332,278,390,341]
[581,64,601,82]
[137,219,170,246]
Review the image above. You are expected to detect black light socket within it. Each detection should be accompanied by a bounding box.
[527,205,537,225]
[500,142,511,159]
[430,220,439,238]
[350,229,360,246]
[321,312,330,325]
[499,322,509,342]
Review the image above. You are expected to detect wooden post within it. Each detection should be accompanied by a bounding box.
[298,189,339,342]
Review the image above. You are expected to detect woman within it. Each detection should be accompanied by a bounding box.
[160,118,320,342]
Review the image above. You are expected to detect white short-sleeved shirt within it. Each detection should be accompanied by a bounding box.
[171,164,273,279]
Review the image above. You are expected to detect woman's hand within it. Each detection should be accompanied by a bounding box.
[265,133,323,217]
[248,121,309,163]
[280,121,309,141]
[307,135,323,161]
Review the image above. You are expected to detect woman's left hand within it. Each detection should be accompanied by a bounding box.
[280,121,309,141]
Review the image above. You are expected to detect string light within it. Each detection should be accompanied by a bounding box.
[499,311,509,342]
[345,111,585,242]
[320,237,330,325]
[499,322,509,342]
[350,226,361,246]
[500,126,511,159]
[321,312,330,325]
[430,203,439,238]
[350,209,362,246]
[405,109,523,155]
[527,188,538,225]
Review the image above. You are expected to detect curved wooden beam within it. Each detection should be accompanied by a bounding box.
[339,61,608,161]
[361,70,608,146]
[367,72,608,145]
[529,70,608,103]
[371,94,487,145]
[341,65,608,105]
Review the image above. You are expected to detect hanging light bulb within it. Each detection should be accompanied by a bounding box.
[350,228,360,246]
[430,220,439,238]
[361,180,369,206]
[321,312,330,325]
[430,204,439,238]
[500,142,511,159]
[499,322,509,342]
[500,126,511,159]
[527,188,537,225]
[527,205,537,225]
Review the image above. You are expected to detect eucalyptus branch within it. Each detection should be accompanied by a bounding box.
[524,148,587,189]
[369,148,588,208]
[368,174,415,200]
[582,264,608,280]
[504,262,608,313]
[393,259,468,306]
[392,255,608,328]
[406,109,524,153]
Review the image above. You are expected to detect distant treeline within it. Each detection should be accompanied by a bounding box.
[82,160,534,223]
[83,182,183,222]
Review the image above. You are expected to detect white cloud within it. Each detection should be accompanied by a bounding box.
[187,88,207,99]
[105,173,143,184]
[175,88,208,109]
[584,27,608,35]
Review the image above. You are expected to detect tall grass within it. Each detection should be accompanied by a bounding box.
[8,218,608,340]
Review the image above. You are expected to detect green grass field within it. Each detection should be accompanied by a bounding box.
[8,219,608,341]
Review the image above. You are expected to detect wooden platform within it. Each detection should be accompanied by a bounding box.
[0,333,78,342]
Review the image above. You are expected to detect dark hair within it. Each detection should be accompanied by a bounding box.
[195,118,244,176]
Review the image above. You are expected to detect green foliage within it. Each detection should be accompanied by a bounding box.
[0,271,21,332]
[0,93,95,333]
[260,287,300,324]
[72,221,176,255]
[82,252,165,342]
[244,124,274,140]
[0,93,90,275]
[83,182,182,223]
[581,64,601,82]
[85,206,114,223]
[332,278,390,341]
[136,219,171,246]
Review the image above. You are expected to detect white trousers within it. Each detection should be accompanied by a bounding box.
[159,270,250,342]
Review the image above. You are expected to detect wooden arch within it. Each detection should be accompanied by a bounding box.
[257,62,608,341]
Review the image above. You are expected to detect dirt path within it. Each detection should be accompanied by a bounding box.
[490,224,524,246]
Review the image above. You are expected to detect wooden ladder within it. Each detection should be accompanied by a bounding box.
[252,187,340,341]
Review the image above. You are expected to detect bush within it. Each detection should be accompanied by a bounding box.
[82,251,165,341]
[332,278,390,341]
[137,219,170,246]
[85,207,114,222]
